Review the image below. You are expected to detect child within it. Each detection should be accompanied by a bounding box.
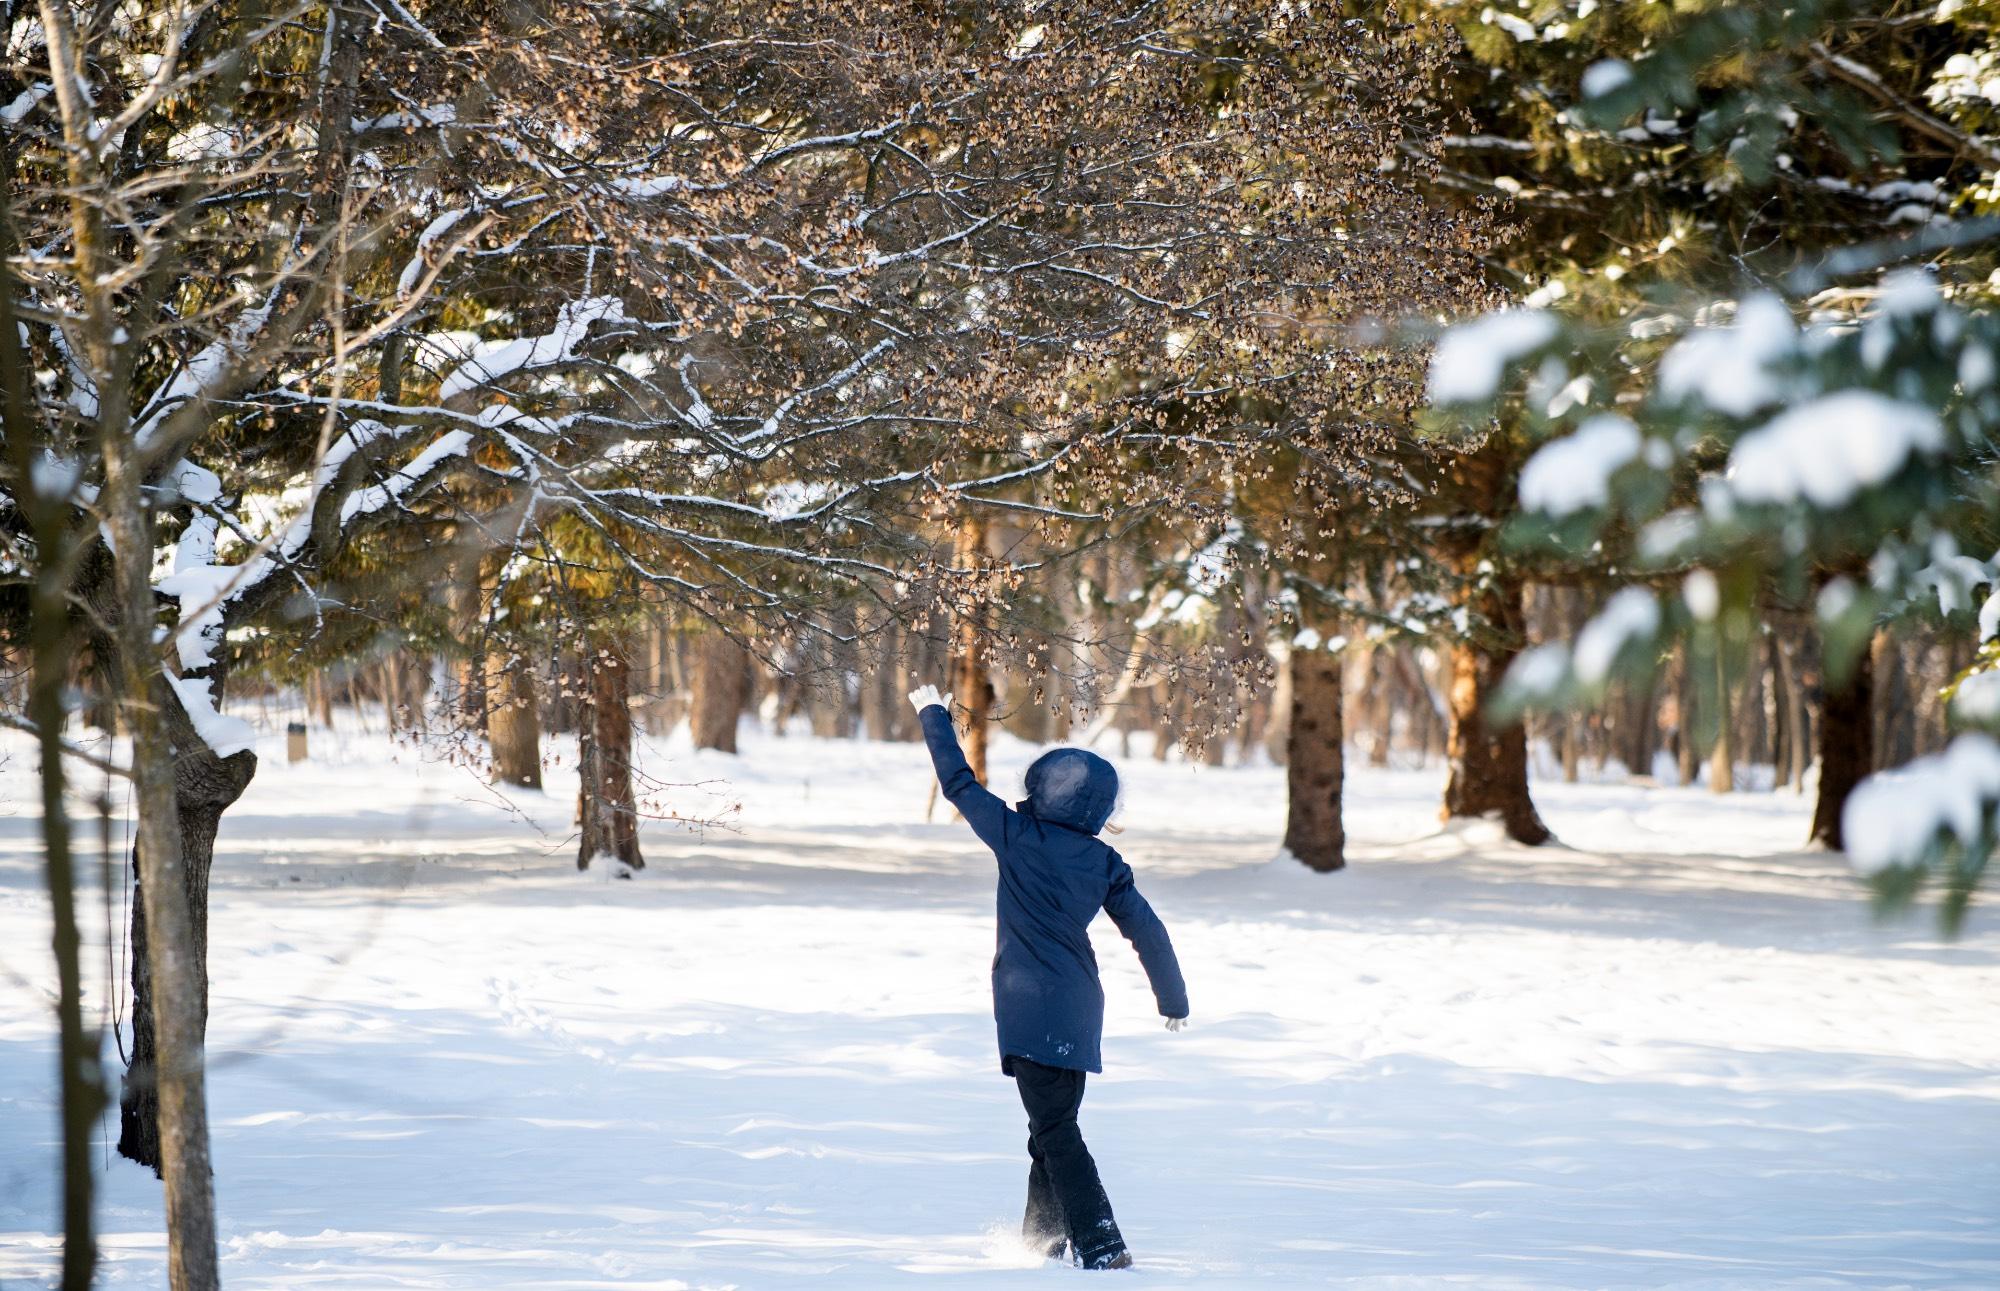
[908,683,1189,1271]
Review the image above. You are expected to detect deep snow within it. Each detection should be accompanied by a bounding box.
[1,718,1996,1289]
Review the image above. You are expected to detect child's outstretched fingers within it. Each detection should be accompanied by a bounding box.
[906,682,951,713]
[1165,1016,1189,1033]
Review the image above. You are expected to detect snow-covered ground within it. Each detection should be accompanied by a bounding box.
[2,718,1996,1289]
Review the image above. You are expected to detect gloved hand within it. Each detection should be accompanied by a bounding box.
[907,683,951,714]
[1165,1016,1189,1033]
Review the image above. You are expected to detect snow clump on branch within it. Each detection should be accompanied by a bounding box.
[1426,310,1557,405]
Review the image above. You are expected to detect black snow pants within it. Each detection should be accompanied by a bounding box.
[1012,1056,1127,1268]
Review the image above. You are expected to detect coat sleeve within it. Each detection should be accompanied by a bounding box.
[919,703,1011,852]
[1103,853,1188,1018]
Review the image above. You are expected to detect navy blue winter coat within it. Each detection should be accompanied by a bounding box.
[920,704,1188,1074]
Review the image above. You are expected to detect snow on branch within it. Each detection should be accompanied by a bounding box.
[1845,735,2000,876]
[437,297,627,401]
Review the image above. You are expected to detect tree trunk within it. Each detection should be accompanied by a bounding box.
[806,607,859,739]
[118,747,254,1173]
[1366,644,1394,768]
[1283,631,1346,872]
[101,424,248,1291]
[1263,647,1293,765]
[859,615,899,741]
[577,632,643,871]
[690,630,747,752]
[954,635,993,784]
[1674,647,1699,787]
[449,548,488,730]
[22,509,101,1291]
[953,517,994,785]
[1441,575,1551,843]
[1709,646,1735,793]
[488,652,542,789]
[1809,638,1874,850]
[1790,631,1815,792]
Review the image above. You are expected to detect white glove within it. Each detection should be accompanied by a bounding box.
[907,683,951,714]
[1165,1016,1189,1033]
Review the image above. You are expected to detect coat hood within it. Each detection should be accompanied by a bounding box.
[1018,747,1120,835]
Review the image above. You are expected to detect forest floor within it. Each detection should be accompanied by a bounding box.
[1,717,1997,1289]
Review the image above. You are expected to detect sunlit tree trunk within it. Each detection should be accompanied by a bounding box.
[489,653,543,789]
[577,631,642,871]
[953,516,993,785]
[1441,573,1551,843]
[1709,647,1735,793]
[1283,606,1345,871]
[691,630,747,752]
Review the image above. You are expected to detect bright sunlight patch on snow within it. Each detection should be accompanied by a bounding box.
[2,721,1997,1288]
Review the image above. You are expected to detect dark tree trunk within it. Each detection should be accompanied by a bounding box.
[1674,646,1699,788]
[1441,576,1551,844]
[488,653,542,789]
[690,630,747,752]
[1283,628,1345,872]
[1635,675,1661,781]
[577,632,642,871]
[1810,637,1875,850]
[1769,632,1793,783]
[118,743,255,1172]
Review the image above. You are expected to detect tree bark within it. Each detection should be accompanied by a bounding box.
[690,630,747,752]
[1441,575,1551,843]
[98,399,247,1291]
[1365,644,1394,768]
[954,636,994,784]
[1263,646,1293,765]
[953,516,994,785]
[859,614,899,741]
[577,631,643,871]
[119,745,255,1174]
[488,652,542,789]
[1810,635,1875,850]
[1283,628,1346,872]
[1674,647,1699,788]
[1709,647,1735,793]
[450,554,489,731]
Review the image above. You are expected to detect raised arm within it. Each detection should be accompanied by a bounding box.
[1103,855,1189,1021]
[911,685,1012,851]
